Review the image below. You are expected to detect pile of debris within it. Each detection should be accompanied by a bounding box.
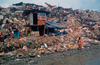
[0,17,26,41]
[0,14,100,58]
[0,2,100,59]
[0,33,100,58]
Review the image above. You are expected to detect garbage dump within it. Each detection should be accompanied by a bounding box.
[0,18,100,58]
[0,2,100,59]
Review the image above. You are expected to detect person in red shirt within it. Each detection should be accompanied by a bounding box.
[77,37,82,50]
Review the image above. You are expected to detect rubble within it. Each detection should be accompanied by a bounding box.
[0,18,100,59]
[0,52,5,57]
[0,2,100,61]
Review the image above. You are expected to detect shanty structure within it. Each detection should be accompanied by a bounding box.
[23,9,50,36]
[45,21,67,35]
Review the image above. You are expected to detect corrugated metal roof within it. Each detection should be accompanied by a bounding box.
[23,9,50,16]
[46,21,67,29]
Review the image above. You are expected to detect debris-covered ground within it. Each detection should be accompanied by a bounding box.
[0,2,100,65]
[1,43,100,65]
[0,19,100,59]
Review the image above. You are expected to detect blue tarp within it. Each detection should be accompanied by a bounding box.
[14,31,19,38]
[46,21,67,29]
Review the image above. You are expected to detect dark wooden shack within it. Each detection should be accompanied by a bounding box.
[23,9,50,36]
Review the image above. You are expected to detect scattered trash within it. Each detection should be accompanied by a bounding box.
[44,43,48,48]
[5,52,13,56]
[82,47,84,49]
[27,60,37,64]
[0,52,5,57]
[0,2,100,59]
[90,42,92,45]
[37,55,41,58]
[68,44,73,48]
[22,46,28,51]
[14,59,22,61]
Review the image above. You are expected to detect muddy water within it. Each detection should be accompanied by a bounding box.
[62,51,100,65]
[35,46,100,65]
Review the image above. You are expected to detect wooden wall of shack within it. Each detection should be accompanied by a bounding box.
[24,10,47,36]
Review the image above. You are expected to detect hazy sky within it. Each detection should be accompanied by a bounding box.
[0,0,100,11]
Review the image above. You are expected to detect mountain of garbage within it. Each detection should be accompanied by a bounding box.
[0,2,100,59]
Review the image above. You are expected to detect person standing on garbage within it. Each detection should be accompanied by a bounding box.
[77,37,82,50]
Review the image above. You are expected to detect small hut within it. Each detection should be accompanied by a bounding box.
[23,9,50,36]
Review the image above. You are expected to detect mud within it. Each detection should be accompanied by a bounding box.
[1,45,100,65]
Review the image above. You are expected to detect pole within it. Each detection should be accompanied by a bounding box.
[44,25,45,35]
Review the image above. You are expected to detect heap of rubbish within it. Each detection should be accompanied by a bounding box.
[0,2,100,59]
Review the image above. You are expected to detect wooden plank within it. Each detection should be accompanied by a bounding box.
[29,13,33,25]
[31,31,39,36]
[0,36,4,42]
[38,20,45,25]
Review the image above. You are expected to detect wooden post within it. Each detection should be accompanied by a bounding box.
[37,26,39,36]
[44,25,45,35]
[48,28,49,35]
[37,26,38,31]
